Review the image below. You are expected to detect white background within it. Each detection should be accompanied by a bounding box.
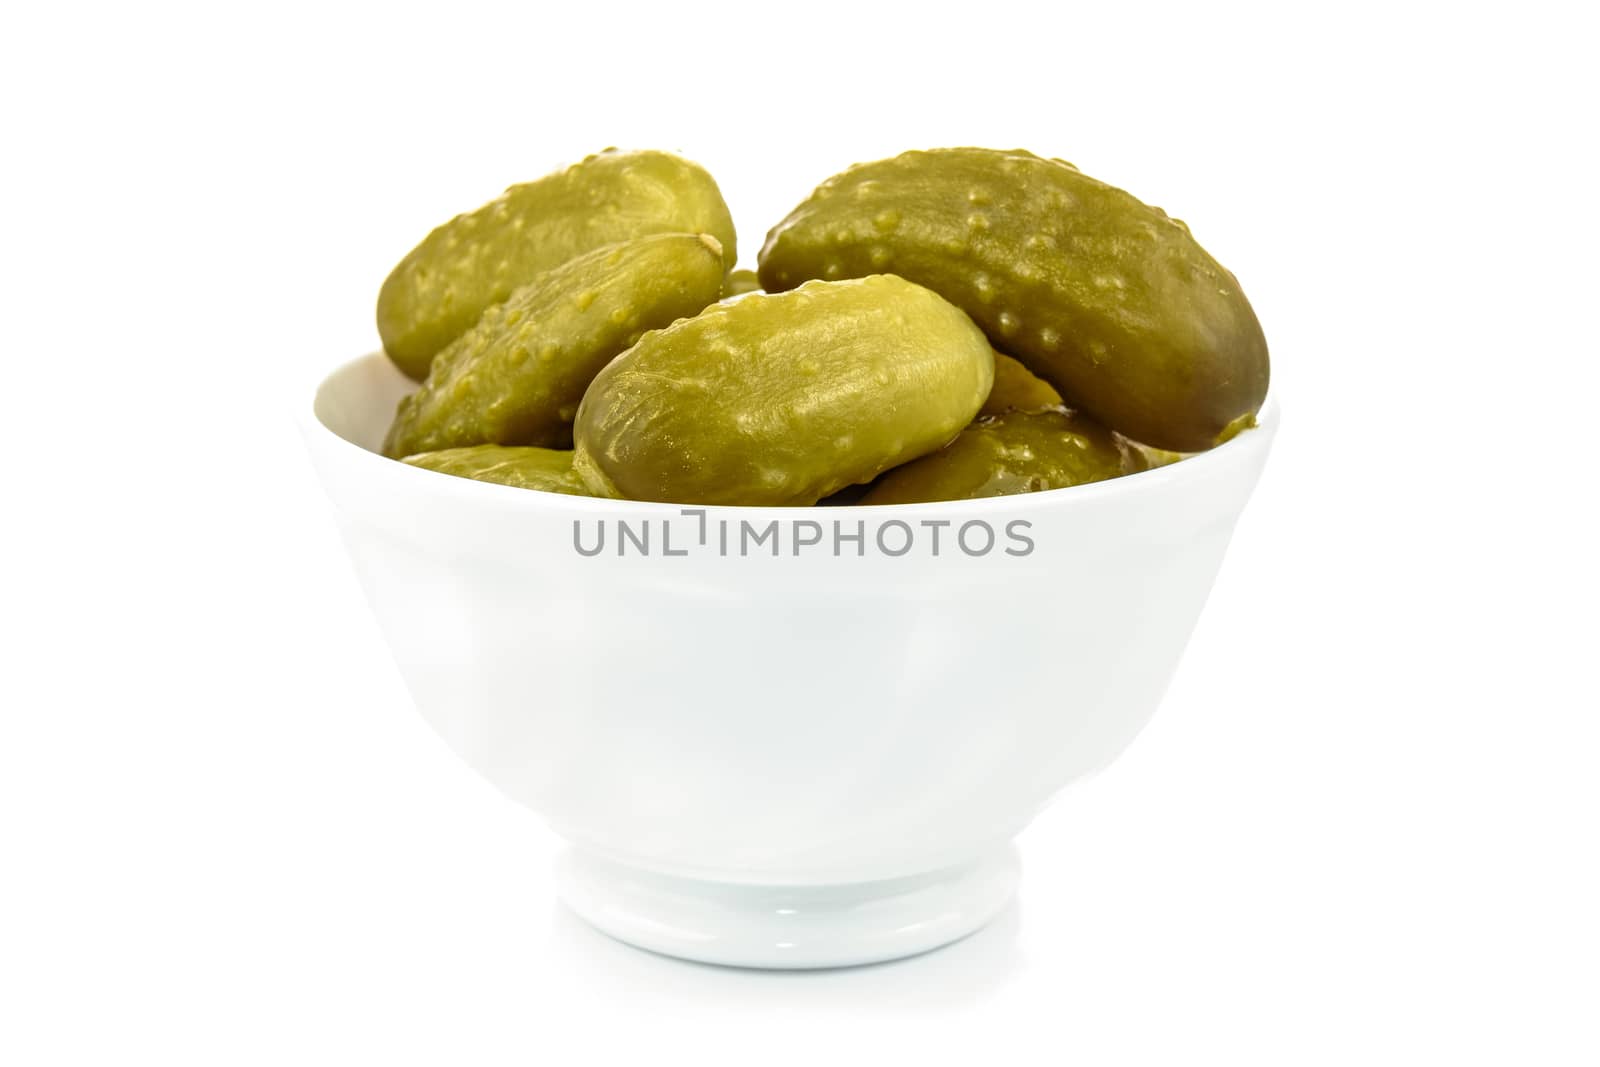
[3,2,1596,1063]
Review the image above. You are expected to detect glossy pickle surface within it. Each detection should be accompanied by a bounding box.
[758,147,1269,452]
[382,233,725,459]
[861,408,1149,505]
[573,275,994,506]
[981,350,1063,417]
[379,149,737,380]
[401,445,585,495]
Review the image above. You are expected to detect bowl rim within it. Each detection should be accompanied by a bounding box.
[303,349,1279,516]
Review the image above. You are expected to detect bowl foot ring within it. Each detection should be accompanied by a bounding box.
[555,844,1019,969]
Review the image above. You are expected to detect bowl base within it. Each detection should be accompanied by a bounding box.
[555,845,1020,969]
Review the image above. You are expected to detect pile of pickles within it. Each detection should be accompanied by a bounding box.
[377,148,1269,506]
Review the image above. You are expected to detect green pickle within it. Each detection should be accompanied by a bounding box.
[379,149,737,381]
[861,409,1149,505]
[382,233,725,459]
[758,147,1269,452]
[1214,412,1258,445]
[721,268,762,298]
[1124,412,1257,471]
[982,350,1063,416]
[402,445,586,495]
[573,275,994,506]
[1126,440,1186,468]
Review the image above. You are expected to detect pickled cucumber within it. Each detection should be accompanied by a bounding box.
[382,233,725,459]
[758,148,1269,452]
[402,445,586,495]
[379,150,737,380]
[861,408,1148,505]
[1125,439,1186,468]
[981,350,1063,417]
[573,275,994,506]
[721,268,762,298]
[1122,412,1254,470]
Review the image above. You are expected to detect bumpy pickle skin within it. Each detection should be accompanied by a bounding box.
[382,233,725,459]
[379,149,738,381]
[981,350,1063,416]
[758,148,1269,452]
[402,445,587,495]
[572,275,994,506]
[721,268,762,298]
[861,408,1149,505]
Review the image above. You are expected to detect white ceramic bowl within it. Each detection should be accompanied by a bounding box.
[303,350,1277,968]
